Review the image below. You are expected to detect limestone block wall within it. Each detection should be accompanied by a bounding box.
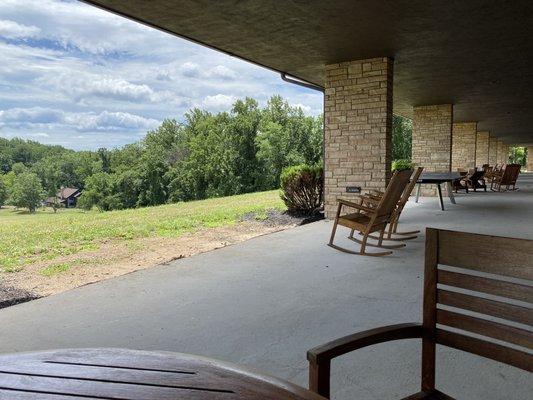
[475,131,490,167]
[323,57,393,218]
[497,140,508,164]
[412,104,453,195]
[451,122,477,171]
[527,147,533,171]
[488,135,498,165]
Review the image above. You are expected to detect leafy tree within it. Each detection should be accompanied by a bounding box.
[77,172,122,211]
[256,96,323,188]
[9,172,44,213]
[509,146,526,167]
[11,162,28,175]
[0,177,8,208]
[392,115,412,160]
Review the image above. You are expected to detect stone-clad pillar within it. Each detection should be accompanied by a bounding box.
[488,135,498,165]
[324,57,393,218]
[475,131,490,167]
[451,122,477,171]
[497,140,508,164]
[412,104,453,195]
[527,147,533,171]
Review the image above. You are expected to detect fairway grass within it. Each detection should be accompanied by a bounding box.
[0,190,285,273]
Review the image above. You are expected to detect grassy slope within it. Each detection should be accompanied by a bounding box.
[0,190,285,272]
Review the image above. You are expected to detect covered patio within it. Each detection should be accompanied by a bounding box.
[1,175,532,399]
[1,1,532,398]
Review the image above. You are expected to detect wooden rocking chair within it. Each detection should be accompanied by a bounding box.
[328,169,412,256]
[463,168,486,191]
[309,228,533,399]
[491,163,520,191]
[362,167,424,241]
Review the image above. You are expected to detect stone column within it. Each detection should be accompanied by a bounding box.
[527,147,533,171]
[488,135,498,165]
[412,104,453,195]
[498,140,508,164]
[451,122,477,171]
[324,57,393,218]
[475,131,490,167]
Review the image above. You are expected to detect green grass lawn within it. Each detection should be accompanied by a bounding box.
[0,190,285,273]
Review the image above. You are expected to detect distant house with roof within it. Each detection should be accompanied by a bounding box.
[45,187,82,208]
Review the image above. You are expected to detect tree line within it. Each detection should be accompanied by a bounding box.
[0,96,323,211]
[0,96,414,213]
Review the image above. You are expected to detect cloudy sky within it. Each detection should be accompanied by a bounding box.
[0,0,322,150]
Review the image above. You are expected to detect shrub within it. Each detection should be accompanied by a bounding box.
[280,164,323,214]
[392,159,414,171]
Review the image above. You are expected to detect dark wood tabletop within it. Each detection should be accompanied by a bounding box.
[0,348,326,400]
[417,172,461,183]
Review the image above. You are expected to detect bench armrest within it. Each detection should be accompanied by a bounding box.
[307,323,423,398]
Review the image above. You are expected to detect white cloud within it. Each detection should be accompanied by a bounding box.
[0,0,322,150]
[179,62,201,78]
[292,103,313,114]
[0,107,159,132]
[200,94,237,112]
[207,65,237,80]
[0,107,63,124]
[28,132,50,138]
[66,111,160,132]
[0,19,40,39]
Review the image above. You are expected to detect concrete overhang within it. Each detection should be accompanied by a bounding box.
[83,0,533,145]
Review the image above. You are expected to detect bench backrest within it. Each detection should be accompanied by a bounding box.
[422,228,533,390]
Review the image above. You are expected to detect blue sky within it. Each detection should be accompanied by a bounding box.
[0,0,322,150]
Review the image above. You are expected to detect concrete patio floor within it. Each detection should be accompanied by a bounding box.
[1,175,532,399]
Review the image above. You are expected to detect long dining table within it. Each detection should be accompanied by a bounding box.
[414,171,461,210]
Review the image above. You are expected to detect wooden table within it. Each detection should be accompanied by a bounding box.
[0,348,326,400]
[414,172,461,210]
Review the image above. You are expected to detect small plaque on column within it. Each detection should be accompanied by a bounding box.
[346,186,361,193]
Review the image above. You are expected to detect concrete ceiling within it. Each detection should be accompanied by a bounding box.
[83,0,533,145]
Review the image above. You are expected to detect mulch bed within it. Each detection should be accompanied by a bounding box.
[0,284,40,310]
[241,209,324,226]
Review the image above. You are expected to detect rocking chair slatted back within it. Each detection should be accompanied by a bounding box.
[422,228,533,390]
[490,163,520,191]
[399,167,424,207]
[374,169,413,221]
[500,164,521,185]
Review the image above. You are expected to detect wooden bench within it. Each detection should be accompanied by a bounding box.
[308,228,533,399]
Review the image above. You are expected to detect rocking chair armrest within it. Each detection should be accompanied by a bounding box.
[307,323,423,365]
[360,195,380,205]
[337,199,375,213]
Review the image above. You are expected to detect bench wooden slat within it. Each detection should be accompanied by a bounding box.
[437,289,533,325]
[436,309,533,349]
[438,270,533,303]
[436,329,533,372]
[437,229,533,280]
